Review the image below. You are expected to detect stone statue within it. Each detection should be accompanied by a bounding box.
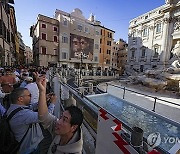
[166,41,180,74]
[171,41,180,58]
[174,22,180,32]
[165,0,170,4]
[171,60,180,68]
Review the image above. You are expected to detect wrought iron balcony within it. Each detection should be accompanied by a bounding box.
[129,57,136,62]
[150,56,160,62]
[139,56,147,62]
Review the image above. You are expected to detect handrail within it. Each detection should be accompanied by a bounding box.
[107,83,180,112]
[60,81,133,132]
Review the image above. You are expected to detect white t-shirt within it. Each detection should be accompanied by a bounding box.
[61,85,69,100]
[25,83,39,104]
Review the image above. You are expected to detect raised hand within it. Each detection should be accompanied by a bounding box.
[35,72,47,93]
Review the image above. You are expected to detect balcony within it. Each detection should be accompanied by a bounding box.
[151,56,160,62]
[139,56,147,62]
[129,57,136,62]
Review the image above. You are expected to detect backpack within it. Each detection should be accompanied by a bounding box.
[0,107,30,154]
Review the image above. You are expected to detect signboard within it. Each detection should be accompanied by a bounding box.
[70,34,94,60]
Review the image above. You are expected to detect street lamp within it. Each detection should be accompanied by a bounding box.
[78,51,87,87]
[80,52,83,79]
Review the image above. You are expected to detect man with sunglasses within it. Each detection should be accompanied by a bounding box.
[6,87,57,154]
[37,76,83,154]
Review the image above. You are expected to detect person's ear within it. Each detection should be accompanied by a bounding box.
[71,125,78,133]
[17,96,23,102]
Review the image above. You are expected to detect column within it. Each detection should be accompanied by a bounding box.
[162,13,173,65]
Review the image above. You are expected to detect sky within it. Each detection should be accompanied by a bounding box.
[13,0,165,48]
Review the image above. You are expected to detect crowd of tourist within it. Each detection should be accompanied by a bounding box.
[0,66,83,154]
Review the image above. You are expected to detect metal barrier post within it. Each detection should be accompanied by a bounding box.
[123,87,126,99]
[152,97,157,112]
[131,126,143,153]
[106,83,108,93]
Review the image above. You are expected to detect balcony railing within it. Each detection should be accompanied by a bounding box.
[150,56,160,62]
[129,57,136,62]
[139,56,147,62]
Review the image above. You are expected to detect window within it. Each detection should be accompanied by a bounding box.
[156,23,161,33]
[94,56,98,62]
[96,30,99,35]
[110,33,112,38]
[100,48,101,53]
[85,27,89,33]
[3,23,6,39]
[62,52,67,59]
[131,50,135,58]
[41,47,46,55]
[154,47,159,57]
[101,29,103,35]
[143,27,148,37]
[108,32,112,38]
[53,26,58,32]
[54,49,58,55]
[62,34,68,43]
[100,39,102,44]
[54,36,58,42]
[140,65,144,72]
[63,18,68,26]
[106,49,111,55]
[132,31,136,37]
[11,33,15,43]
[106,59,110,64]
[95,44,99,49]
[42,23,46,28]
[0,20,2,35]
[7,30,10,43]
[142,49,146,57]
[78,25,83,31]
[107,41,111,46]
[42,33,46,40]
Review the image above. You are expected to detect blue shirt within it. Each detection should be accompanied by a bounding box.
[0,103,6,116]
[20,81,27,88]
[6,103,55,154]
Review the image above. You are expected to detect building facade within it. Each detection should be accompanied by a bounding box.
[112,41,118,71]
[17,32,26,65]
[24,46,33,65]
[31,9,103,72]
[30,15,59,66]
[127,0,180,72]
[0,0,17,66]
[99,27,115,71]
[112,39,127,75]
